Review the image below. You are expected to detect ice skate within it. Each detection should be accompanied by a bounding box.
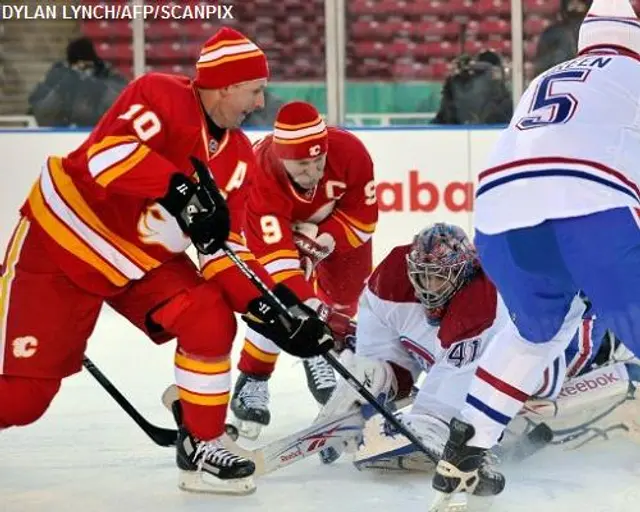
[303,354,337,405]
[429,418,505,512]
[176,426,256,495]
[230,372,271,440]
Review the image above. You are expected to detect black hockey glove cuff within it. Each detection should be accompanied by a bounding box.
[242,284,335,358]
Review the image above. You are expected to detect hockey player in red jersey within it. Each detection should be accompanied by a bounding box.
[0,28,333,495]
[230,101,378,439]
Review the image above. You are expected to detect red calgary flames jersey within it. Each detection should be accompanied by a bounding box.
[21,72,271,308]
[244,127,378,301]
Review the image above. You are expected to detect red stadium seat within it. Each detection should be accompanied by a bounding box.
[144,21,182,41]
[429,58,451,79]
[487,38,512,56]
[97,42,132,63]
[448,0,475,16]
[523,0,561,16]
[405,0,451,17]
[146,64,192,76]
[524,16,551,37]
[348,0,374,15]
[477,18,511,37]
[416,41,459,59]
[412,20,461,39]
[353,41,385,59]
[387,41,414,58]
[464,39,486,55]
[85,0,555,81]
[473,0,511,17]
[525,39,538,59]
[82,20,131,40]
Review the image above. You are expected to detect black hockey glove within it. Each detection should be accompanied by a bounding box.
[243,284,335,358]
[158,164,230,255]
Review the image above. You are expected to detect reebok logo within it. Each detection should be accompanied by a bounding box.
[280,447,303,463]
[557,371,619,398]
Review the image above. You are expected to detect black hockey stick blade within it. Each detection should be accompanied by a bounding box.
[496,422,554,463]
[82,356,177,447]
[510,422,553,462]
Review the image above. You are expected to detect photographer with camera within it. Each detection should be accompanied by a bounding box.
[28,37,128,127]
[431,50,512,126]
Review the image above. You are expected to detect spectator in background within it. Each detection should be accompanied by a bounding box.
[533,0,591,77]
[28,37,127,127]
[241,88,285,127]
[431,50,512,125]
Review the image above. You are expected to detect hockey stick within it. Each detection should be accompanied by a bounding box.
[162,381,414,476]
[82,356,178,447]
[218,245,438,461]
[191,159,440,463]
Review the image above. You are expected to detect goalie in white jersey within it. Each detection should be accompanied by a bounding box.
[429,0,640,509]
[317,223,638,472]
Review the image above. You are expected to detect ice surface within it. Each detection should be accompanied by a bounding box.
[3,308,640,512]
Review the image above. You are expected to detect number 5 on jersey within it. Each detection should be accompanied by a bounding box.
[516,69,591,130]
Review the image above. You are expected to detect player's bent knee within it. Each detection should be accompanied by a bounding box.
[0,376,61,428]
[171,283,238,358]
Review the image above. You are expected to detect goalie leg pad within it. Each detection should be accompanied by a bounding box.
[316,350,397,421]
[507,361,640,451]
[354,410,448,473]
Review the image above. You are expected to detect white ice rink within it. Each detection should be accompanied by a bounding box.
[4,307,640,512]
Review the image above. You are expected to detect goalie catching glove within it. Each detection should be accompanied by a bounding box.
[243,284,335,358]
[158,158,231,255]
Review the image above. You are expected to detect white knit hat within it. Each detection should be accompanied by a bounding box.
[578,0,640,56]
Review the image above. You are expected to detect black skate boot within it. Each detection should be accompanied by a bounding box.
[230,372,270,440]
[176,426,256,495]
[303,354,337,405]
[429,418,505,512]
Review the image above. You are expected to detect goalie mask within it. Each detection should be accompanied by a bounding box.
[406,223,479,324]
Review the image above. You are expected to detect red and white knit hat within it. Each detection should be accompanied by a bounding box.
[578,0,640,56]
[194,27,269,89]
[272,101,328,160]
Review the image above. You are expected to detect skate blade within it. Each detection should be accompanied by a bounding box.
[231,418,264,441]
[178,470,256,496]
[465,494,496,512]
[428,491,468,512]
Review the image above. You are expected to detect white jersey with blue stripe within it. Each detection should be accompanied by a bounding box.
[474,52,640,235]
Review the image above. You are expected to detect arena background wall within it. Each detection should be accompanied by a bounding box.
[0,127,503,264]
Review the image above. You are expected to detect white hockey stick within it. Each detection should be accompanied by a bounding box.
[162,384,411,476]
[237,406,368,476]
